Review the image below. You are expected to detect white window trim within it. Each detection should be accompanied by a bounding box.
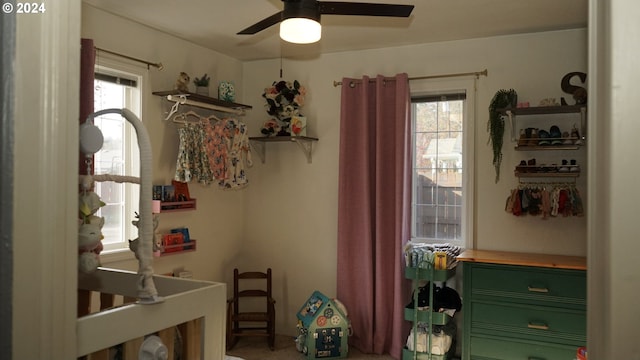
[93,54,148,264]
[410,77,475,249]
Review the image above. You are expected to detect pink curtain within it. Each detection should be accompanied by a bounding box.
[80,38,95,123]
[336,74,412,359]
[79,38,95,175]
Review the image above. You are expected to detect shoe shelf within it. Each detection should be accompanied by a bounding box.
[515,142,582,151]
[500,104,587,144]
[514,169,580,178]
[499,104,585,116]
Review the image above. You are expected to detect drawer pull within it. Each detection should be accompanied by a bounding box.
[527,286,549,293]
[527,322,549,330]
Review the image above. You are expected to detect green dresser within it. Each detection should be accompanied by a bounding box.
[459,250,586,360]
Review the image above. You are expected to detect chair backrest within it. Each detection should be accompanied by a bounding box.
[232,268,272,309]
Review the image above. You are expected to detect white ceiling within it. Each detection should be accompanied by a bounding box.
[82,0,588,61]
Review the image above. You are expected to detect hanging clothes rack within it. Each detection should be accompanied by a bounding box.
[153,91,252,120]
[164,94,246,119]
[172,110,206,125]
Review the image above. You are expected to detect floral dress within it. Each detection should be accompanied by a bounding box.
[207,118,252,189]
[174,123,214,184]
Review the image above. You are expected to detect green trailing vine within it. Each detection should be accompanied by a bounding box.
[488,89,518,183]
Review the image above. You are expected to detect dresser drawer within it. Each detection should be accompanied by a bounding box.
[470,301,586,345]
[470,335,577,360]
[469,264,586,307]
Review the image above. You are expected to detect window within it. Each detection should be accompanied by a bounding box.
[411,80,475,248]
[93,58,144,254]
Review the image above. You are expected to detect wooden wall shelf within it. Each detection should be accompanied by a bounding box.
[153,90,252,119]
[249,136,319,164]
[159,239,196,256]
[152,90,252,110]
[160,199,196,212]
[498,105,586,116]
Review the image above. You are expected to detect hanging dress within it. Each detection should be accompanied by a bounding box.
[174,122,214,184]
[206,118,252,189]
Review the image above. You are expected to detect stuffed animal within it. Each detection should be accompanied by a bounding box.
[78,176,106,274]
[174,72,190,93]
[78,221,104,274]
[79,191,105,220]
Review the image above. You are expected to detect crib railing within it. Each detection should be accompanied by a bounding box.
[77,268,226,360]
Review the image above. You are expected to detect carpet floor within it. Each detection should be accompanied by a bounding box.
[225,335,396,360]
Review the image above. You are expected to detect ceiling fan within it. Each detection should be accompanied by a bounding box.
[238,0,415,44]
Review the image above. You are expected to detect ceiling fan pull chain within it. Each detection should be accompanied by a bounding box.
[280,54,283,79]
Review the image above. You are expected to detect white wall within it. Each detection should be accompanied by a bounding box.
[240,28,588,335]
[81,4,248,284]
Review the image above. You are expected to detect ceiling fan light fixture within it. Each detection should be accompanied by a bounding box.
[280,17,321,44]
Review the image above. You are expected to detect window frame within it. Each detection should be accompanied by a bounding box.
[92,55,147,262]
[409,78,475,249]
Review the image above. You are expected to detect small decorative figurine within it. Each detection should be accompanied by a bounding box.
[174,72,190,93]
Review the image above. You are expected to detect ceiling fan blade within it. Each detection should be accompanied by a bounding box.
[318,1,414,17]
[237,12,284,35]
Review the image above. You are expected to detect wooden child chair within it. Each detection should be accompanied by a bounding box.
[226,268,276,350]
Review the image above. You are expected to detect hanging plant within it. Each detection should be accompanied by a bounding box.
[487,89,517,183]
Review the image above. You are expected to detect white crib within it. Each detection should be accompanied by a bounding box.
[77,268,226,359]
[77,109,225,359]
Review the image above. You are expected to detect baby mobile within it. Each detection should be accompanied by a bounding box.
[78,175,106,274]
[261,79,307,137]
[79,108,163,304]
[78,120,107,274]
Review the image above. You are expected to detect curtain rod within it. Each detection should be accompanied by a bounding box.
[95,47,163,70]
[333,69,488,87]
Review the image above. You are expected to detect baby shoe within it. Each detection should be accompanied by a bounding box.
[518,129,528,147]
[549,125,563,145]
[537,129,551,146]
[516,160,527,173]
[571,124,584,145]
[562,131,573,145]
[527,128,539,146]
[570,159,580,172]
[558,159,569,172]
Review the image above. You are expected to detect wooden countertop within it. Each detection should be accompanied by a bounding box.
[457,249,587,270]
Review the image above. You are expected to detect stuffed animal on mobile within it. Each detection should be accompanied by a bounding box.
[78,221,104,274]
